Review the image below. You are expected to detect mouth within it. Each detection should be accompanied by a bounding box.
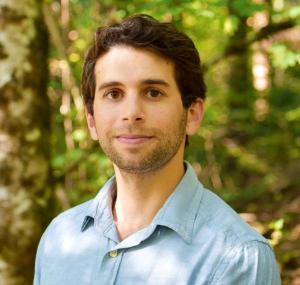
[116,134,154,145]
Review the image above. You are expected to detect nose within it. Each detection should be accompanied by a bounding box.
[122,94,144,122]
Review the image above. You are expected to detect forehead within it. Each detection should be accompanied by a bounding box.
[94,45,176,83]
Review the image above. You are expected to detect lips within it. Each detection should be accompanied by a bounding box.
[116,134,153,145]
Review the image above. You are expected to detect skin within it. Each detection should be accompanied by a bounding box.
[86,45,204,240]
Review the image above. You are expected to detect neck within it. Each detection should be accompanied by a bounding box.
[112,155,185,241]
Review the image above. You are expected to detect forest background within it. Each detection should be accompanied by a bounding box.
[0,0,299,284]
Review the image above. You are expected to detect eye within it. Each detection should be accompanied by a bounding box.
[104,89,122,100]
[146,88,163,99]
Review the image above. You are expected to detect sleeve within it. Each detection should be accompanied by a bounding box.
[33,221,53,285]
[33,235,43,285]
[210,240,281,285]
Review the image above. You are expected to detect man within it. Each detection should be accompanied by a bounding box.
[34,15,281,284]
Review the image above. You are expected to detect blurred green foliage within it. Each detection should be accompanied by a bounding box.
[44,0,299,283]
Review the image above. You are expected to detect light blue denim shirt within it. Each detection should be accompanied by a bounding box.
[34,162,281,285]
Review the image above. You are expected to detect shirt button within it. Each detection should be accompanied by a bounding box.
[109,250,118,258]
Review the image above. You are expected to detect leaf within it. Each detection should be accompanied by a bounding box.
[73,129,87,142]
[232,0,265,17]
[269,44,300,69]
[224,15,240,35]
[287,6,300,19]
[51,155,66,169]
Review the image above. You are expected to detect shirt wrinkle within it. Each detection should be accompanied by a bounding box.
[209,238,276,284]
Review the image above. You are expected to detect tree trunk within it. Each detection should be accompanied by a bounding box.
[227,18,253,141]
[0,1,51,284]
[223,6,257,199]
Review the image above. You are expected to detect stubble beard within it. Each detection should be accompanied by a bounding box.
[98,111,187,174]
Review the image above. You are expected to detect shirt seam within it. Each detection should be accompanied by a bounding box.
[208,239,272,284]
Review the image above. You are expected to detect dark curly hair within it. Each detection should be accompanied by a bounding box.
[81,14,206,116]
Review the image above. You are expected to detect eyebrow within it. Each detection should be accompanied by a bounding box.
[97,78,170,92]
[140,79,170,87]
[98,81,122,92]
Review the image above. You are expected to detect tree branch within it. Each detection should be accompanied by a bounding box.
[203,20,295,71]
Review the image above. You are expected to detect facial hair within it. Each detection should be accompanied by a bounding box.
[98,110,187,174]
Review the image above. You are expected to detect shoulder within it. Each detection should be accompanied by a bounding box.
[49,199,92,232]
[195,186,268,245]
[34,199,93,283]
[37,199,93,252]
[192,186,281,284]
[209,239,281,284]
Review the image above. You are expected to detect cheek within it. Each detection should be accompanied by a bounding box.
[94,116,111,132]
[93,108,114,133]
[150,109,169,126]
[153,111,183,133]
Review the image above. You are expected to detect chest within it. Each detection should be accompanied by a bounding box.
[40,229,222,285]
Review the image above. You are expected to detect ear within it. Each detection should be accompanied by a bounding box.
[186,99,204,136]
[85,110,98,140]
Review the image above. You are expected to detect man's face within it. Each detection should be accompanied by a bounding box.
[86,45,201,174]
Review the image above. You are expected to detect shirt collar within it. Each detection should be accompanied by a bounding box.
[152,161,204,244]
[81,176,116,232]
[81,161,204,244]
